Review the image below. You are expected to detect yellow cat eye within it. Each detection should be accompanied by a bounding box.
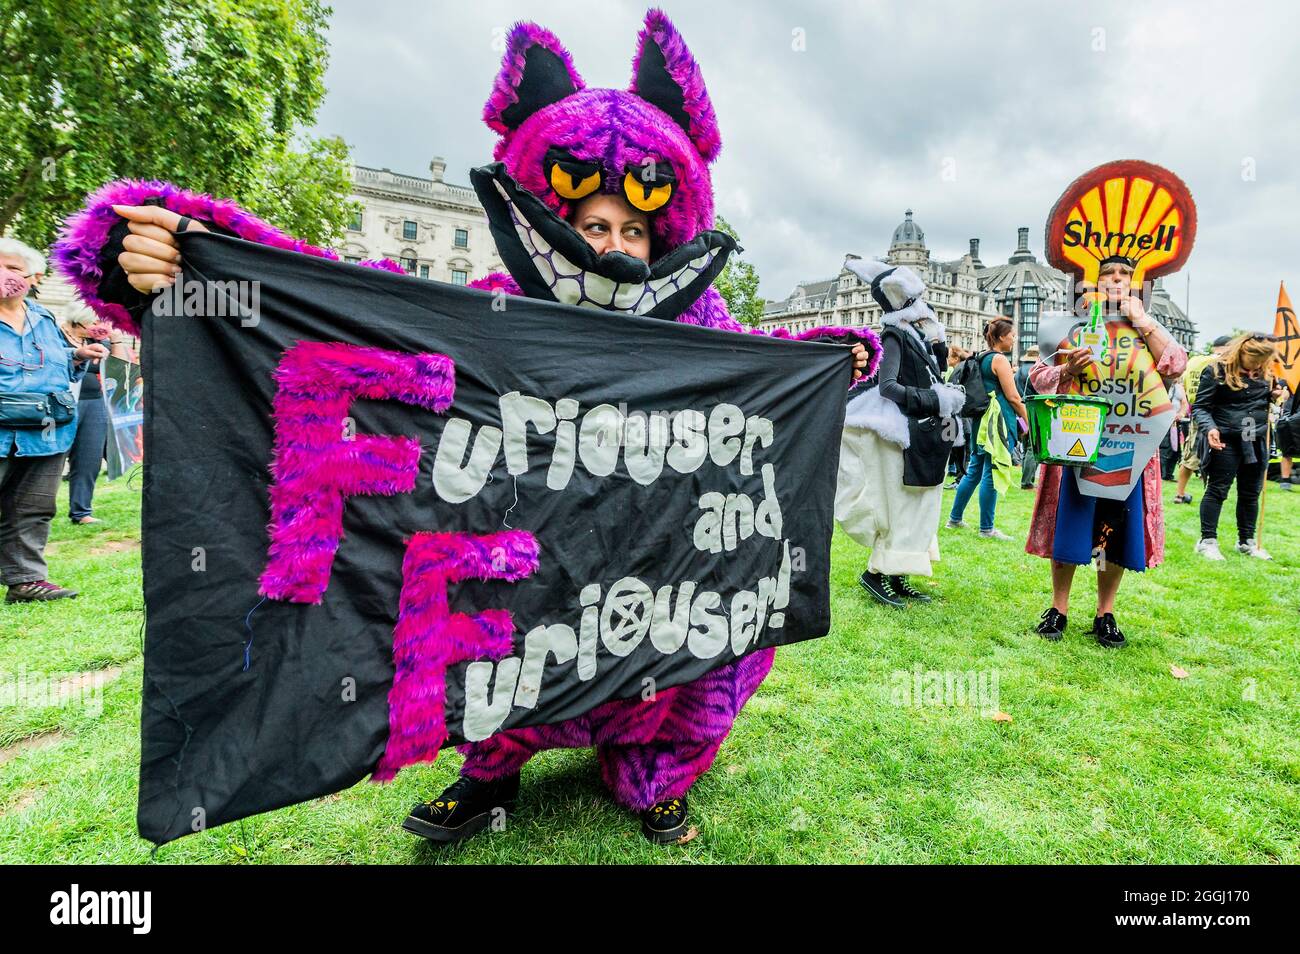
[622,172,673,212]
[549,163,602,200]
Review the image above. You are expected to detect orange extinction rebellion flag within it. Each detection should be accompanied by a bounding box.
[1274,282,1300,394]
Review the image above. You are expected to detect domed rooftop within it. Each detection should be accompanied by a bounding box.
[891,209,926,248]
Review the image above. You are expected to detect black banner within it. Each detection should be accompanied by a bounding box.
[137,232,850,844]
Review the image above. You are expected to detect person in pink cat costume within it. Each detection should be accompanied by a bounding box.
[53,9,879,845]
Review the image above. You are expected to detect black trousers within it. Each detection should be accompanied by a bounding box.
[1199,434,1266,542]
[68,393,109,520]
[0,449,67,585]
[1159,422,1182,480]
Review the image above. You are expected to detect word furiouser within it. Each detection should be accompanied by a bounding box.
[258,341,797,744]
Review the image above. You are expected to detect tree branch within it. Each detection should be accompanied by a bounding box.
[0,143,73,235]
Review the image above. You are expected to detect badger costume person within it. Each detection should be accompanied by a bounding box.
[52,10,878,845]
[835,258,966,607]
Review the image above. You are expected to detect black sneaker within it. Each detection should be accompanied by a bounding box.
[1091,613,1127,648]
[1035,607,1067,641]
[5,580,78,603]
[1173,493,1194,504]
[859,571,904,608]
[640,795,689,844]
[402,773,520,843]
[889,575,932,603]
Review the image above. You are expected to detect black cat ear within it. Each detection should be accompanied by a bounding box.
[628,9,721,161]
[485,22,585,133]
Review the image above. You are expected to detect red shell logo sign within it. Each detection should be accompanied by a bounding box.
[1045,159,1197,292]
[1043,160,1197,500]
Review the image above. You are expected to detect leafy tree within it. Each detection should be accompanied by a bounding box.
[0,0,352,249]
[713,215,765,327]
[243,135,359,251]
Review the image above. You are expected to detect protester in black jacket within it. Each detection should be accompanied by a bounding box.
[836,258,968,607]
[1192,334,1286,560]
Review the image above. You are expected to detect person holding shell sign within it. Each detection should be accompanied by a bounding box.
[1025,161,1191,648]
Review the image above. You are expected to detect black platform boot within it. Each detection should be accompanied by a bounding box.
[402,773,520,843]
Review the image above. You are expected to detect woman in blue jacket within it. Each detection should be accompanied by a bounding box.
[0,238,107,603]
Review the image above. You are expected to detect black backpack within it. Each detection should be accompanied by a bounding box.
[951,350,992,419]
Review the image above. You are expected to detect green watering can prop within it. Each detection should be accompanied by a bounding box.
[1024,394,1111,466]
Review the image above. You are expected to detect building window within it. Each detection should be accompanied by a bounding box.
[400,257,417,274]
[419,264,429,279]
[402,220,418,241]
[454,228,469,249]
[451,269,468,285]
[1019,285,1040,360]
[347,210,363,232]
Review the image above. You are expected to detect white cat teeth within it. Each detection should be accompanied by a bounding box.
[496,184,722,317]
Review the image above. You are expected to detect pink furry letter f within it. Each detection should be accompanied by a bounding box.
[374,530,539,781]
[259,341,456,603]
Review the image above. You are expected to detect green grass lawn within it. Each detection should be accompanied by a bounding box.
[1,470,1297,863]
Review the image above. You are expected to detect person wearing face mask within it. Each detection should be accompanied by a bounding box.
[0,238,108,603]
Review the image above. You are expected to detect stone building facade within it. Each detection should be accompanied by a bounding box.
[342,157,502,285]
[758,210,999,356]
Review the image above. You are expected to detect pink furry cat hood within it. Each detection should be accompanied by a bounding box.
[485,9,720,258]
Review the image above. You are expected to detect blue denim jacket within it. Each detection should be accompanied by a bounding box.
[0,300,86,458]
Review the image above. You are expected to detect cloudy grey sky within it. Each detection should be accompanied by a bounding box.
[313,0,1300,344]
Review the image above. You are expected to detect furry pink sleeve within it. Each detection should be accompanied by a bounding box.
[680,288,882,381]
[468,271,522,296]
[52,179,403,334]
[762,324,883,381]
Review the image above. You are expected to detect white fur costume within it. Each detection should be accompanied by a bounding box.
[834,258,963,577]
